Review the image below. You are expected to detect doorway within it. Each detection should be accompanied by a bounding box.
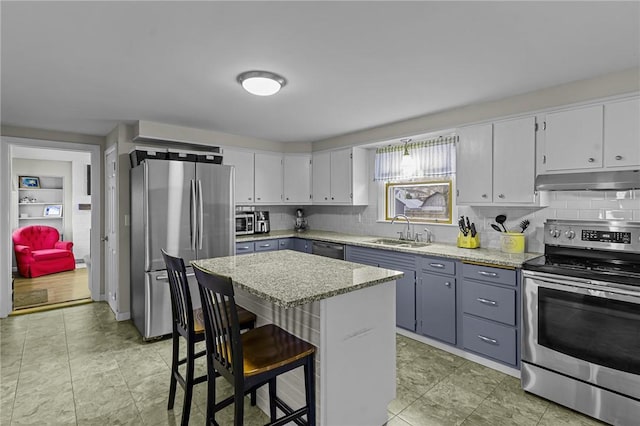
[0,137,102,318]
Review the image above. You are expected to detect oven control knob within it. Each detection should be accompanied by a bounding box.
[549,229,561,238]
[565,230,576,239]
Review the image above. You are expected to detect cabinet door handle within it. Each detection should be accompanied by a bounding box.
[498,194,505,199]
[444,282,451,287]
[259,243,271,248]
[477,297,497,306]
[615,155,623,160]
[588,158,595,163]
[429,263,445,269]
[481,194,488,198]
[478,335,499,345]
[478,271,498,277]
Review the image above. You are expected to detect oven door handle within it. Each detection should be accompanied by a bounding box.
[523,271,640,303]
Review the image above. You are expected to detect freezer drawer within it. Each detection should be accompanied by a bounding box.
[140,268,202,339]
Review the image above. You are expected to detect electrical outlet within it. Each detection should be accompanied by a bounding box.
[358,213,362,223]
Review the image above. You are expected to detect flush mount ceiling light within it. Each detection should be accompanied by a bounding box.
[236,70,287,96]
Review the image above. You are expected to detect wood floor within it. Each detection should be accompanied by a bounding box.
[12,267,91,312]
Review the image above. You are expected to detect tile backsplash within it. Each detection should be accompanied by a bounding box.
[303,189,640,254]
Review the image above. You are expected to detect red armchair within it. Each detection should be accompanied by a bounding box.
[12,225,75,278]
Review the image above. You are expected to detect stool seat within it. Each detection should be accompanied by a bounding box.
[241,324,315,377]
[193,304,256,335]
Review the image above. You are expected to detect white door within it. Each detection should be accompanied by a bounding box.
[223,149,254,204]
[105,148,118,314]
[330,149,353,203]
[283,154,311,204]
[456,124,493,204]
[493,116,537,204]
[544,105,603,171]
[254,152,283,204]
[604,98,640,168]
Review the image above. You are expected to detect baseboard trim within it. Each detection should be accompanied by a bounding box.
[115,311,131,321]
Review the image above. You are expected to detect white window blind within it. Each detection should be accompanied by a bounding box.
[374,136,457,181]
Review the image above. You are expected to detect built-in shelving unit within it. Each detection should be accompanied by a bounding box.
[17,176,64,231]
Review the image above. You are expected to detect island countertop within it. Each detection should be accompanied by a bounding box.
[192,250,404,308]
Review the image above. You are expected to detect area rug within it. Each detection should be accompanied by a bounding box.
[14,289,48,309]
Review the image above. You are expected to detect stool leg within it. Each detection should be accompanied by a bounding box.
[181,340,195,426]
[167,331,179,410]
[268,378,277,421]
[234,387,244,426]
[304,355,315,426]
[206,359,216,426]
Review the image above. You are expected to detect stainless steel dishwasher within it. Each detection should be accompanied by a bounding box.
[311,241,345,260]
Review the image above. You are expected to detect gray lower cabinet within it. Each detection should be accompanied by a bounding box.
[254,239,278,252]
[461,263,519,367]
[277,238,294,250]
[418,256,456,344]
[346,246,417,331]
[235,241,255,255]
[292,238,312,253]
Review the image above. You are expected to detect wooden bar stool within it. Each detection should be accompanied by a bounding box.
[193,264,316,426]
[162,250,257,426]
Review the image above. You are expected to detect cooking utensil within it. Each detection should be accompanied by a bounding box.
[496,215,508,232]
[491,224,503,233]
[458,217,468,236]
[519,219,530,233]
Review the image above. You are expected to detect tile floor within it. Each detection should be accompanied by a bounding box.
[1,302,605,425]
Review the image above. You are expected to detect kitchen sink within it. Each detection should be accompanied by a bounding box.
[367,238,430,248]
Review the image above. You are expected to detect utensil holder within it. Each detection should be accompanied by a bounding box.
[457,232,480,249]
[500,232,525,253]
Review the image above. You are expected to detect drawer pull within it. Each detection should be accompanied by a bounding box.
[478,271,498,277]
[238,246,251,250]
[478,335,499,345]
[477,297,497,306]
[259,244,271,248]
[429,263,445,269]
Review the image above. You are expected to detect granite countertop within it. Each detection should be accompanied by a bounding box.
[192,250,404,308]
[237,230,542,268]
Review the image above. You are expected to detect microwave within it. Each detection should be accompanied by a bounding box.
[235,212,255,235]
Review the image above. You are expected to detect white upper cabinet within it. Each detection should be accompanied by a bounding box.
[544,105,603,171]
[456,123,493,204]
[312,147,368,205]
[283,154,311,204]
[254,152,283,204]
[604,98,640,168]
[312,151,331,202]
[223,148,254,204]
[493,116,537,204]
[457,116,538,205]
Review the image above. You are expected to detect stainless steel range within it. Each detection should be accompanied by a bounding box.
[521,220,640,426]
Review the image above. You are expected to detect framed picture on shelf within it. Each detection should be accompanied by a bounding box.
[43,204,63,217]
[19,176,40,189]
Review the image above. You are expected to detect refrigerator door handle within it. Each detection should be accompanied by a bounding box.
[198,179,204,250]
[190,179,197,251]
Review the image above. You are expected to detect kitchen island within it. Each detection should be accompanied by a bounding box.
[192,250,403,426]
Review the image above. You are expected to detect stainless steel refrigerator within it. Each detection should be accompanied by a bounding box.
[130,159,235,339]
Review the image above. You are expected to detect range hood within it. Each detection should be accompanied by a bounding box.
[535,170,640,191]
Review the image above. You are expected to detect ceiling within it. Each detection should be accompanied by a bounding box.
[2,1,639,143]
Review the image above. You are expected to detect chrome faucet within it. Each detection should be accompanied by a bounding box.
[391,214,412,240]
[423,227,433,243]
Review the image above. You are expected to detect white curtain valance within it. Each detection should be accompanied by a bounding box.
[374,136,457,181]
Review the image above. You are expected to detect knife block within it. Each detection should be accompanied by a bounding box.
[457,232,480,249]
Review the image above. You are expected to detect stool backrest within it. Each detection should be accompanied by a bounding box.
[161,249,196,336]
[193,264,243,383]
